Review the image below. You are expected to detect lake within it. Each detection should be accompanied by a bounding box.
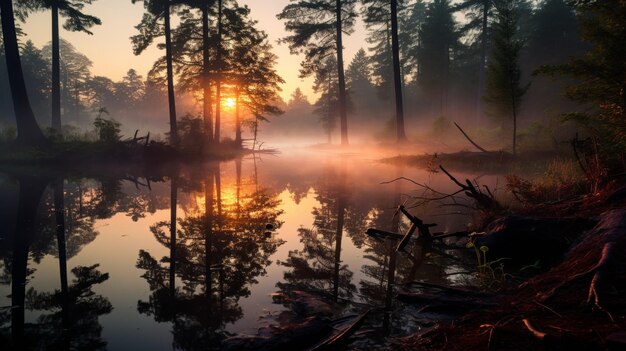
[0,148,501,350]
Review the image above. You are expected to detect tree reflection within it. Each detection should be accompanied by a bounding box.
[278,160,356,302]
[137,161,284,349]
[25,265,112,350]
[0,176,112,349]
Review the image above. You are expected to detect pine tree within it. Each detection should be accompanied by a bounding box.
[132,0,180,145]
[346,48,376,118]
[313,57,340,144]
[30,0,101,131]
[484,0,529,156]
[278,0,358,145]
[536,0,626,152]
[418,0,458,118]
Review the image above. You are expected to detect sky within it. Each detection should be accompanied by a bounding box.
[20,0,369,102]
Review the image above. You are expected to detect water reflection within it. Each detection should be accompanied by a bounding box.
[0,151,483,349]
[0,176,112,349]
[277,159,356,302]
[136,160,285,349]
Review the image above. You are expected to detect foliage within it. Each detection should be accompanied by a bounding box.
[535,0,626,154]
[507,158,585,204]
[177,114,205,153]
[277,0,357,78]
[313,57,340,143]
[93,115,121,143]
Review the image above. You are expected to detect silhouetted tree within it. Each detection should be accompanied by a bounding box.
[42,39,92,124]
[484,0,529,156]
[452,0,493,124]
[278,0,358,145]
[390,0,407,141]
[418,0,458,118]
[132,0,180,145]
[20,41,50,124]
[32,0,100,131]
[0,0,47,145]
[346,48,376,118]
[313,57,340,143]
[536,0,626,153]
[288,88,310,109]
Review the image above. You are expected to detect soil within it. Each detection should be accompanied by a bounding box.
[397,185,626,351]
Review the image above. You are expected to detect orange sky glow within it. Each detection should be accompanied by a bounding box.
[20,0,368,102]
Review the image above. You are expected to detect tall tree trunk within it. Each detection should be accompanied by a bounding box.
[235,87,241,147]
[335,0,348,145]
[511,79,518,156]
[164,2,178,146]
[214,0,223,144]
[327,71,332,144]
[0,0,47,146]
[202,6,213,144]
[51,1,61,131]
[390,0,407,142]
[475,0,490,126]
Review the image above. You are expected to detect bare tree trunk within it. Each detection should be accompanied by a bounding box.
[0,0,47,145]
[51,1,61,131]
[390,0,407,142]
[214,0,223,144]
[202,6,213,144]
[235,87,241,147]
[475,0,490,126]
[164,2,178,146]
[335,0,348,145]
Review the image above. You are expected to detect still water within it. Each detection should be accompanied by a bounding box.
[0,149,500,350]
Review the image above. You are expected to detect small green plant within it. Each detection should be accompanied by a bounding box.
[93,108,121,143]
[467,239,509,291]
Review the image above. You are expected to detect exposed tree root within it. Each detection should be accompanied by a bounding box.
[398,209,626,350]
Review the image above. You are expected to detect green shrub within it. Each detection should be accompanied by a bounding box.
[94,117,121,143]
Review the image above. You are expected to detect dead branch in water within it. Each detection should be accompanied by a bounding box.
[439,165,501,212]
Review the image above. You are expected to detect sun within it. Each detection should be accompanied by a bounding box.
[225,98,236,108]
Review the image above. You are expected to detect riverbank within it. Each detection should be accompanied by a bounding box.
[396,172,626,350]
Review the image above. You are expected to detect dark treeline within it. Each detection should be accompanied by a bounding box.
[268,0,588,149]
[0,0,624,158]
[0,38,199,139]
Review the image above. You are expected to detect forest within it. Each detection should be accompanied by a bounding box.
[0,0,625,350]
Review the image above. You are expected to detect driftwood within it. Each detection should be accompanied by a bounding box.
[396,206,436,252]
